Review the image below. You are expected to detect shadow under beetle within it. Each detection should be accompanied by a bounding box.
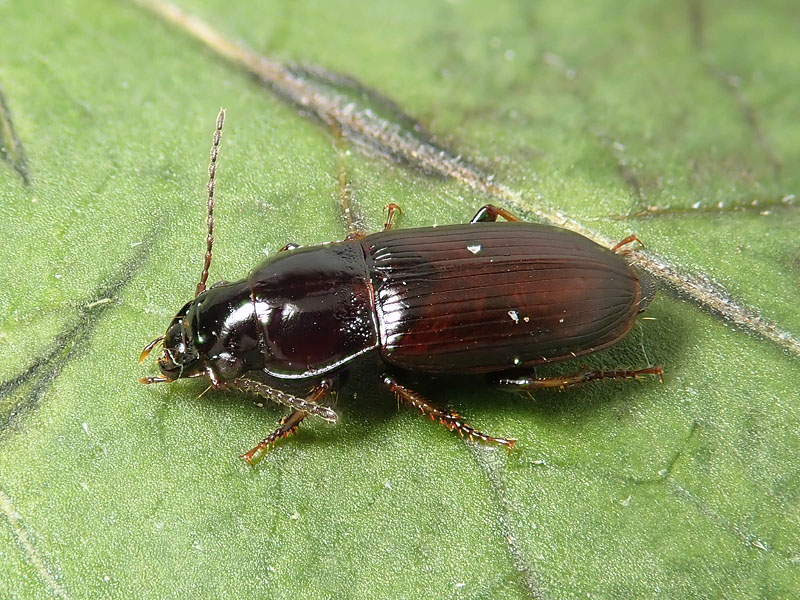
[139,110,662,463]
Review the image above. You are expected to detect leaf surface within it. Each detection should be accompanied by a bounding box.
[1,1,798,598]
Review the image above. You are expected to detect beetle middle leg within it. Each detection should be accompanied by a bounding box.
[494,365,663,391]
[470,204,521,223]
[383,375,516,449]
[238,379,334,464]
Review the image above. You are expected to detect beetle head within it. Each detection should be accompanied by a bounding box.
[158,315,203,379]
[139,300,205,382]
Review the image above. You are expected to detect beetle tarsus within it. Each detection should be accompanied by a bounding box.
[495,365,663,391]
[383,375,516,450]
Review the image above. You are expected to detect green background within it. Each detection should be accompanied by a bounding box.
[1,0,798,598]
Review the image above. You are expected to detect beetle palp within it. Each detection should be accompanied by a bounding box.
[138,335,165,364]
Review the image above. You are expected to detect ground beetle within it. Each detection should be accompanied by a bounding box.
[139,110,662,463]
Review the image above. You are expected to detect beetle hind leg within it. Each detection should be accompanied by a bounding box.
[383,375,515,449]
[494,366,663,391]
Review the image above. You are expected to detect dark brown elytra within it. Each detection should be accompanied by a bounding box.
[139,110,662,464]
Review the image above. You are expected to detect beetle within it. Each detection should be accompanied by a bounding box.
[139,110,662,463]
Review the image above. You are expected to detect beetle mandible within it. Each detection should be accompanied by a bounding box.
[139,110,662,463]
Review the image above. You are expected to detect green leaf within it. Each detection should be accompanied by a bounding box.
[1,1,798,598]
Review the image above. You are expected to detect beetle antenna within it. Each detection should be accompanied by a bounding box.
[196,108,226,297]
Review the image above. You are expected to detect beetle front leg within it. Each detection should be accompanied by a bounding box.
[239,409,306,464]
[494,366,663,391]
[470,204,521,223]
[383,375,515,449]
[238,379,334,464]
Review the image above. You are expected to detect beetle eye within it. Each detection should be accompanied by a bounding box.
[176,342,199,366]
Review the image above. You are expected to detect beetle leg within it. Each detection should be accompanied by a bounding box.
[222,377,338,422]
[494,366,663,391]
[470,204,521,223]
[611,234,645,254]
[240,409,308,464]
[383,375,516,449]
[239,379,333,464]
[383,202,402,230]
[279,243,300,252]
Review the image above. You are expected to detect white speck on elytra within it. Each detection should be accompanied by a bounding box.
[467,244,481,254]
[508,310,519,323]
